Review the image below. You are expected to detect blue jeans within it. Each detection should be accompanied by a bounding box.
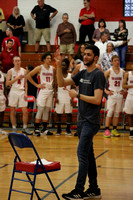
[75,121,100,192]
[115,45,128,69]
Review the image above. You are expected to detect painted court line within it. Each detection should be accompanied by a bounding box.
[41,150,109,199]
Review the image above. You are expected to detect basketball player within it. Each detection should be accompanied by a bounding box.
[122,68,133,139]
[0,64,8,134]
[6,56,32,135]
[27,53,57,136]
[104,55,125,138]
[55,58,72,136]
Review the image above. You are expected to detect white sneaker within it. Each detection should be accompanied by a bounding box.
[0,128,8,135]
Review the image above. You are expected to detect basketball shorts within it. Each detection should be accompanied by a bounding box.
[107,96,123,113]
[0,95,6,112]
[55,102,72,114]
[37,90,53,108]
[124,94,133,114]
[8,89,27,108]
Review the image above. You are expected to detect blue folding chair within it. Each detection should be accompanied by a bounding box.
[8,132,61,200]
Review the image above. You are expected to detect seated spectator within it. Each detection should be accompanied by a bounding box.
[95,32,129,66]
[101,42,118,72]
[113,20,128,69]
[26,65,38,109]
[1,28,21,57]
[0,39,18,74]
[92,18,110,42]
[7,6,25,45]
[0,8,5,50]
[55,58,72,136]
[74,43,86,62]
[56,13,77,60]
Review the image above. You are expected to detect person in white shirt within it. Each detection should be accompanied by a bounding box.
[55,58,73,135]
[122,68,133,139]
[95,32,129,66]
[6,56,32,135]
[0,64,7,134]
[27,53,57,136]
[104,55,125,138]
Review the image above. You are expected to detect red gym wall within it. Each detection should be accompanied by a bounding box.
[0,0,17,20]
[0,0,133,21]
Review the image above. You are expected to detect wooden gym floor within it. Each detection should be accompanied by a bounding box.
[0,130,133,200]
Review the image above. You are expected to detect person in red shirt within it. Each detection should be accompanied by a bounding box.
[79,0,95,44]
[1,28,21,57]
[0,39,18,74]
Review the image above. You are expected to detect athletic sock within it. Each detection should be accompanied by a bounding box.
[113,126,117,130]
[34,123,40,130]
[105,127,109,130]
[42,122,47,131]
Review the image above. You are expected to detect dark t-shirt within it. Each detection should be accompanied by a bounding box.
[31,4,57,29]
[72,68,105,124]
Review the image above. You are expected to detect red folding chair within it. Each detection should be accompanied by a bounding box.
[8,132,61,200]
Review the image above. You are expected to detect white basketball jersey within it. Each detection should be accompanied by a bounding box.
[11,68,25,90]
[40,65,53,91]
[58,73,71,103]
[108,67,123,93]
[0,71,4,96]
[80,62,86,71]
[128,71,133,94]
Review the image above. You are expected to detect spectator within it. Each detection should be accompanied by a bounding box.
[6,56,32,135]
[0,8,5,50]
[95,32,129,66]
[113,20,128,69]
[56,13,77,60]
[31,0,58,52]
[92,18,110,42]
[1,28,21,57]
[0,39,18,74]
[79,0,95,44]
[55,58,72,136]
[122,69,133,139]
[7,6,25,45]
[26,65,38,109]
[101,42,118,72]
[74,43,86,61]
[104,55,125,138]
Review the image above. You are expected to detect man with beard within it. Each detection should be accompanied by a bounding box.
[55,44,105,200]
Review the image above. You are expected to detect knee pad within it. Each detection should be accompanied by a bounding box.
[107,110,113,117]
[114,112,120,118]
[42,107,50,121]
[36,106,44,120]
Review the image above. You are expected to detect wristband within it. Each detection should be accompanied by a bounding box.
[77,93,80,99]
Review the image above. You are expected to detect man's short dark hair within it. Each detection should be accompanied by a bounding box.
[62,58,70,69]
[7,39,13,43]
[85,44,100,57]
[41,52,52,61]
[111,55,119,62]
[100,31,108,38]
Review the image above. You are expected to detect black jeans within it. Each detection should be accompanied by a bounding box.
[75,121,100,192]
[79,24,95,44]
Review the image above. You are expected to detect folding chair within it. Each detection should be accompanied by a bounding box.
[8,133,61,200]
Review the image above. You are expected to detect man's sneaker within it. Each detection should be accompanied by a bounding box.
[34,130,40,136]
[11,128,17,133]
[62,188,85,200]
[56,132,61,136]
[84,188,101,199]
[22,128,32,135]
[74,132,78,136]
[129,130,133,140]
[111,129,120,137]
[104,129,111,138]
[41,130,53,135]
[65,131,72,136]
[0,128,8,135]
